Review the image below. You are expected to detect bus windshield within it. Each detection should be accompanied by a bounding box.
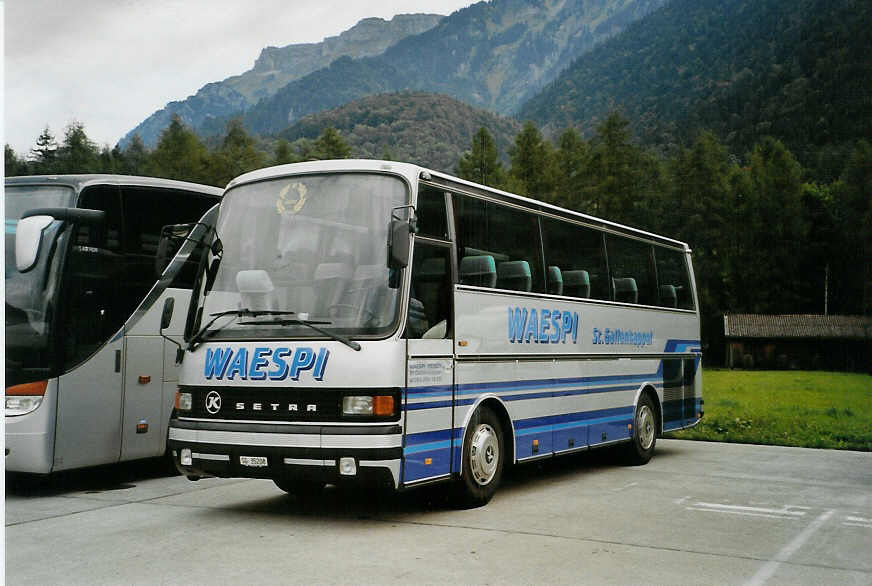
[5,185,76,385]
[196,172,408,340]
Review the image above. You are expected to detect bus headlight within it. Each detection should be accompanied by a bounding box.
[5,380,48,416]
[342,395,396,417]
[175,391,193,411]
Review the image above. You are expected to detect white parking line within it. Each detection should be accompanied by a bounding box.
[686,502,808,520]
[843,515,872,529]
[745,510,835,586]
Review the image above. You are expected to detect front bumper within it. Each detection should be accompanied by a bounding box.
[168,418,402,488]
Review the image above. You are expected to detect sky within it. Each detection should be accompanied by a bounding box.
[3,0,475,157]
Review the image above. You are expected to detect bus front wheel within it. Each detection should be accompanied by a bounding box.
[625,393,657,465]
[454,406,504,508]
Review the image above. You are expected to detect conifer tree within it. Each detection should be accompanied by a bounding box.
[272,139,296,166]
[455,127,506,188]
[55,121,100,174]
[122,135,149,176]
[209,118,265,186]
[30,126,58,173]
[554,127,588,210]
[508,121,555,198]
[5,145,29,176]
[313,127,352,160]
[147,115,212,184]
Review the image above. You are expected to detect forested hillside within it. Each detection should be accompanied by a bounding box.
[520,0,871,178]
[277,92,520,171]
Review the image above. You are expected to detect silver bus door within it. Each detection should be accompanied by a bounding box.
[53,336,124,471]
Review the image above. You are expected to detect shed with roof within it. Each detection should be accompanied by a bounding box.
[723,314,872,371]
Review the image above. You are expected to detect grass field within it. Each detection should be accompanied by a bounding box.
[666,370,872,451]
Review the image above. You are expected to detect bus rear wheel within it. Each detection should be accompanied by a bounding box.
[625,393,657,465]
[454,406,504,508]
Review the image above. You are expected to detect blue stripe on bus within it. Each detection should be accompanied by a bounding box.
[514,406,633,431]
[456,371,655,395]
[406,385,453,397]
[404,440,452,455]
[403,339,700,412]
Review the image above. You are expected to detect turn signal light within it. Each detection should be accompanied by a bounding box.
[5,380,48,416]
[373,395,395,416]
[6,380,48,396]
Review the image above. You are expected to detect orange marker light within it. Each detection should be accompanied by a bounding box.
[373,395,395,416]
[6,380,48,396]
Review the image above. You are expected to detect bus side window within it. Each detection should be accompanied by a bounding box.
[654,246,695,310]
[606,235,656,305]
[416,186,449,240]
[453,195,544,293]
[541,216,608,300]
[406,243,452,339]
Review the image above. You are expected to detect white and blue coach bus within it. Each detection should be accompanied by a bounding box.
[5,175,221,473]
[168,160,702,505]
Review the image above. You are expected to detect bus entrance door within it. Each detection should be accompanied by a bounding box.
[120,336,165,460]
[404,338,455,485]
[53,336,124,471]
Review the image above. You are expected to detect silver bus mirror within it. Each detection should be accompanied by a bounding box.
[15,215,54,272]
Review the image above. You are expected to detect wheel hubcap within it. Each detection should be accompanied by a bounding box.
[469,423,499,486]
[638,405,655,450]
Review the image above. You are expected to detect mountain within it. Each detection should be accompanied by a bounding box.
[122,14,444,147]
[519,0,871,174]
[278,92,522,172]
[239,0,666,136]
[124,0,666,144]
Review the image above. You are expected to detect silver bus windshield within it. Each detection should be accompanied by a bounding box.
[196,172,409,340]
[5,185,75,383]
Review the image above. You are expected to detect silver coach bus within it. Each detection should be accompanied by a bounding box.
[168,160,702,506]
[5,175,221,473]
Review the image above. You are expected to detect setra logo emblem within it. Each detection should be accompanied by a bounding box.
[205,391,222,414]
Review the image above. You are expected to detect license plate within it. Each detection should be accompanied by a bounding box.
[240,456,268,467]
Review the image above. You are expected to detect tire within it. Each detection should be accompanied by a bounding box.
[454,406,504,508]
[273,476,325,497]
[625,393,657,465]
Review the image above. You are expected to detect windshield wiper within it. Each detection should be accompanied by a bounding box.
[238,318,362,352]
[187,309,298,351]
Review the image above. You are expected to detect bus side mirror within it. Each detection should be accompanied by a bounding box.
[16,207,106,272]
[15,215,54,272]
[388,207,418,270]
[160,297,175,331]
[159,296,185,364]
[388,218,411,270]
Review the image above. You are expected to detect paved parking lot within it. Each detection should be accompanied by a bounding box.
[6,439,872,585]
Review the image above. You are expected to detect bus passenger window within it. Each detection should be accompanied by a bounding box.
[453,195,544,293]
[541,217,608,299]
[406,243,452,339]
[416,186,449,240]
[655,246,695,309]
[607,235,656,305]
